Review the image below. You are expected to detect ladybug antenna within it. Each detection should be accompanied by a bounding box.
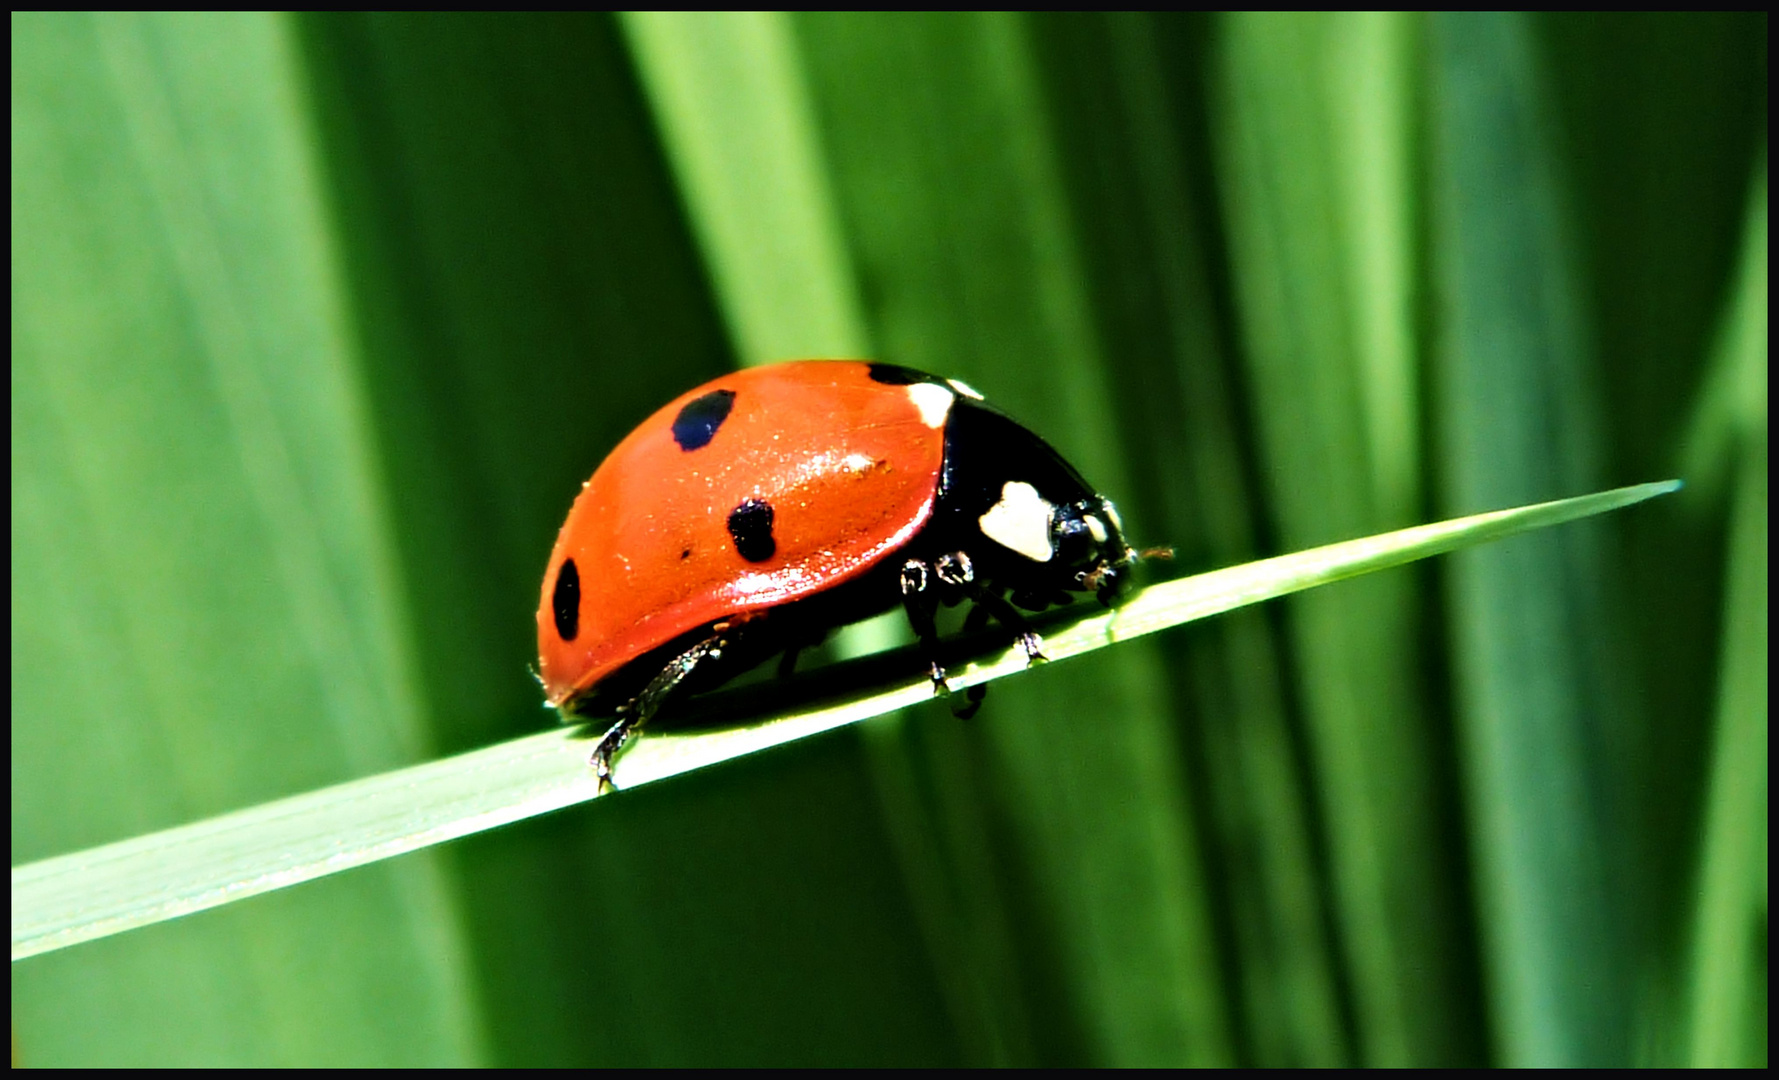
[1085,542,1171,592]
[1114,541,1173,569]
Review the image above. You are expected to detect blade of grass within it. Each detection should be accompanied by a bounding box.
[14,481,1677,963]
[1684,437,1767,1067]
[1216,12,1449,1065]
[1428,12,1633,1066]
[617,12,869,365]
[1682,160,1766,1068]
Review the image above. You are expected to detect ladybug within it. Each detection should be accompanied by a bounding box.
[537,361,1140,788]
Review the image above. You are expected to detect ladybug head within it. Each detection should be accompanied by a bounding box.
[938,395,1149,610]
[1050,496,1137,604]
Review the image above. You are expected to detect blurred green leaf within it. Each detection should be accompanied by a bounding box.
[10,11,478,1065]
[620,12,869,364]
[1216,12,1458,1066]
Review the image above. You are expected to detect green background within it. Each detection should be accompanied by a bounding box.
[11,12,1766,1066]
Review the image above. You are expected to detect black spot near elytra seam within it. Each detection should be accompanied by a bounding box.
[727,498,776,563]
[672,389,736,450]
[552,558,580,641]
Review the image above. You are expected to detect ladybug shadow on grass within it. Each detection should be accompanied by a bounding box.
[536,362,1157,789]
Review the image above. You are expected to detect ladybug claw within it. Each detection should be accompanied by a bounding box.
[927,660,952,697]
[589,743,618,794]
[588,717,630,794]
[928,661,985,719]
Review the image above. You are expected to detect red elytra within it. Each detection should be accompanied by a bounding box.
[538,360,1138,788]
[538,361,946,704]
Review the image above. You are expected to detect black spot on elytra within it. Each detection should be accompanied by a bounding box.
[727,498,776,563]
[680,547,693,560]
[552,558,580,641]
[672,388,736,450]
[867,364,927,386]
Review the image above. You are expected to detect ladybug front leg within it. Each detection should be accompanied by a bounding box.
[907,554,1000,718]
[899,559,949,694]
[901,558,984,718]
[590,629,731,792]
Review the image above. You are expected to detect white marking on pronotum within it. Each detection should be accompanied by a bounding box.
[946,378,985,400]
[905,382,955,428]
[979,481,1055,562]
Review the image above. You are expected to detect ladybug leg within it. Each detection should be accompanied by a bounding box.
[900,558,965,705]
[923,553,984,718]
[591,631,730,792]
[587,716,632,794]
[955,595,994,714]
[974,589,1048,666]
[774,624,830,680]
[935,551,1047,665]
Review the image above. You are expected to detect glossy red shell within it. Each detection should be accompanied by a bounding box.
[537,362,949,707]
